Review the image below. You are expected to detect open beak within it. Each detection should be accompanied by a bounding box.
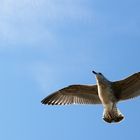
[92,70,97,74]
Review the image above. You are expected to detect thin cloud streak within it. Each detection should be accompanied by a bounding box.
[0,0,94,48]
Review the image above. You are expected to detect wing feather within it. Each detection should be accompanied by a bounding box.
[41,84,101,105]
[113,72,140,101]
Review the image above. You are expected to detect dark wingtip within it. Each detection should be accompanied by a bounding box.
[41,99,47,105]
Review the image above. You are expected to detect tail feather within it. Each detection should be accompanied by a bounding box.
[103,107,124,123]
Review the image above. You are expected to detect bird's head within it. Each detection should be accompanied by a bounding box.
[92,70,110,85]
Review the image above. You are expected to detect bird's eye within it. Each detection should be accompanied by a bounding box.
[99,73,102,75]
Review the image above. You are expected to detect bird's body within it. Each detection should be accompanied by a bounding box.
[95,72,124,122]
[41,71,140,123]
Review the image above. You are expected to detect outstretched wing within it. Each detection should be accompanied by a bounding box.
[113,72,140,101]
[41,85,101,105]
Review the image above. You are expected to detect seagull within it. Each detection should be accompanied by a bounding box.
[41,71,140,123]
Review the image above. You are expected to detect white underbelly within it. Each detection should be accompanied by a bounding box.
[98,86,115,105]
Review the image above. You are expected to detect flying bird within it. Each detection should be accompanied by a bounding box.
[41,71,140,123]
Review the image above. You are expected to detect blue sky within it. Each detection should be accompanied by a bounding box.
[1,0,140,140]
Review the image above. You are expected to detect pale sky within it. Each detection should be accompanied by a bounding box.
[1,0,140,140]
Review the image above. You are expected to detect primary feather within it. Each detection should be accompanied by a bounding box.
[41,85,101,105]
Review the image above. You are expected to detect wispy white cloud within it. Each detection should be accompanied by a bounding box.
[27,61,62,94]
[0,0,94,47]
[0,0,52,46]
[40,0,94,22]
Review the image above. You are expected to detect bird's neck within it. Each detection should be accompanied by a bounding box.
[97,78,111,88]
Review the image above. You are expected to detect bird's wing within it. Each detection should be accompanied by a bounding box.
[112,72,140,101]
[41,84,101,105]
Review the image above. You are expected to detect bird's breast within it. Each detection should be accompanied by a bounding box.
[97,85,115,105]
